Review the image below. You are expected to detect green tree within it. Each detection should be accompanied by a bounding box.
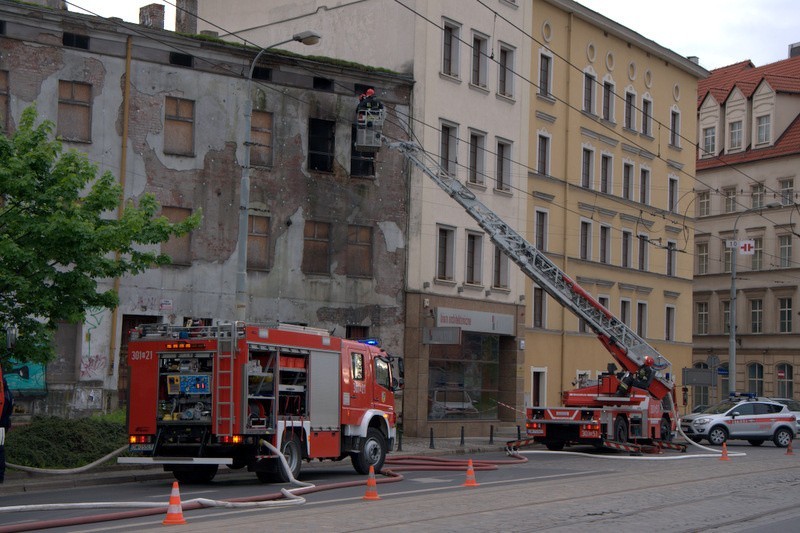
[0,106,201,364]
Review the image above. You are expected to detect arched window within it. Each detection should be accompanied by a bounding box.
[776,363,794,398]
[692,362,709,408]
[747,363,764,396]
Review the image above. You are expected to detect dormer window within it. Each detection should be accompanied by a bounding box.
[702,127,715,157]
[756,115,770,145]
[729,120,742,150]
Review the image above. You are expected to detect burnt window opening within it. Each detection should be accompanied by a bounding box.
[350,125,374,177]
[313,77,334,92]
[63,32,90,49]
[252,67,272,81]
[169,52,194,68]
[308,118,335,172]
[354,83,372,96]
[0,21,6,36]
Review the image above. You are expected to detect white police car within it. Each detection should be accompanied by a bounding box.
[680,396,796,447]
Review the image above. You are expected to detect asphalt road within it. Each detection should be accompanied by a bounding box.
[1,442,798,532]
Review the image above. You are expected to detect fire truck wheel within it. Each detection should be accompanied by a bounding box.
[545,441,565,451]
[707,426,728,446]
[613,416,628,443]
[351,427,387,475]
[659,417,673,442]
[275,434,303,483]
[173,464,218,484]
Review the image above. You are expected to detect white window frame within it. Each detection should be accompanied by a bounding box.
[729,120,742,150]
[436,224,456,281]
[470,31,488,88]
[441,19,461,78]
[465,230,483,285]
[538,50,553,98]
[641,95,653,136]
[498,42,515,98]
[536,131,551,177]
[624,88,636,130]
[440,120,459,176]
[583,68,597,115]
[580,219,593,261]
[495,138,512,191]
[702,126,715,157]
[756,114,771,145]
[468,129,486,185]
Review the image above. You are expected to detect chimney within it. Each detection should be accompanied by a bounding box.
[687,56,699,65]
[139,4,165,30]
[790,42,800,58]
[176,0,198,34]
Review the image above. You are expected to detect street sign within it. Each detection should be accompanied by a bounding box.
[738,239,755,255]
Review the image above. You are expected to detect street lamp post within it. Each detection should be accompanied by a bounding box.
[235,31,321,322]
[727,202,780,396]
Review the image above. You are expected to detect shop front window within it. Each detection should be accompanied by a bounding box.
[427,333,499,420]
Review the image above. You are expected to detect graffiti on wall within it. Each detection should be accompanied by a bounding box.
[5,358,46,395]
[80,307,108,380]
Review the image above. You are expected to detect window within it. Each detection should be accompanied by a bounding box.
[666,241,676,277]
[495,140,511,191]
[723,247,732,273]
[776,363,793,397]
[63,31,89,49]
[750,299,763,333]
[693,362,710,407]
[352,352,364,381]
[539,53,552,97]
[468,132,485,184]
[697,242,708,275]
[756,115,770,144]
[620,299,631,326]
[492,246,508,289]
[471,34,488,87]
[537,134,550,176]
[465,232,483,285]
[696,302,709,335]
[0,70,7,134]
[697,191,710,217]
[624,91,635,129]
[161,207,193,265]
[583,72,596,114]
[442,21,460,77]
[779,235,792,268]
[602,81,614,121]
[636,302,647,338]
[637,234,648,271]
[437,226,455,281]
[498,44,514,97]
[581,148,593,188]
[751,237,763,271]
[621,230,632,268]
[622,162,633,200]
[751,183,765,209]
[702,127,715,157]
[169,52,193,68]
[599,225,610,264]
[535,210,548,251]
[250,110,274,167]
[347,225,373,277]
[639,168,650,204]
[723,187,737,213]
[722,301,731,334]
[533,287,545,328]
[779,297,793,333]
[350,125,375,177]
[164,96,194,155]
[729,120,742,150]
[57,80,92,142]
[580,221,591,260]
[493,245,509,288]
[302,221,331,274]
[669,110,680,147]
[668,176,678,212]
[641,97,652,136]
[665,306,675,341]
[308,118,335,172]
[779,178,794,206]
[440,123,457,175]
[747,363,764,396]
[600,154,611,194]
[247,215,270,271]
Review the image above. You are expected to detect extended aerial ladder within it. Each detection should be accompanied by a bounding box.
[356,111,673,402]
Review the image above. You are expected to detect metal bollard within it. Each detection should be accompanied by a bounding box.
[489,424,494,444]
[429,427,435,449]
[460,426,465,446]
[397,427,403,452]
[517,425,521,440]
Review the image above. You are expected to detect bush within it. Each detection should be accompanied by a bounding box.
[6,412,127,469]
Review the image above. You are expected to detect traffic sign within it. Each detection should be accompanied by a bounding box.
[738,239,755,255]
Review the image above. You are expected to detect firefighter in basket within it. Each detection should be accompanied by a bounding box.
[617,355,655,396]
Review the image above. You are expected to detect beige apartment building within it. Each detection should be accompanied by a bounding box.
[693,50,800,407]
[526,1,707,410]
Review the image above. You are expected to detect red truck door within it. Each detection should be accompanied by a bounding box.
[341,343,372,426]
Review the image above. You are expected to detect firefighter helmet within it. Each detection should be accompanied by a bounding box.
[643,355,654,367]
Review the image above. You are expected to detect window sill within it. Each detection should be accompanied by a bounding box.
[495,92,515,104]
[468,82,490,95]
[537,93,556,104]
[466,181,487,192]
[439,72,462,84]
[493,187,513,197]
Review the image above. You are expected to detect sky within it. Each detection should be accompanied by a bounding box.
[64,0,800,71]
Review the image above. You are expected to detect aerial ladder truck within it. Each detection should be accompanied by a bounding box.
[356,97,682,454]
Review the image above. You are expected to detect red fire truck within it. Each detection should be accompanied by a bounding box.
[119,322,400,483]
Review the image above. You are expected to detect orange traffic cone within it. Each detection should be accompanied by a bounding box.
[787,440,794,456]
[162,481,187,525]
[719,442,730,461]
[463,459,479,487]
[363,465,381,501]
